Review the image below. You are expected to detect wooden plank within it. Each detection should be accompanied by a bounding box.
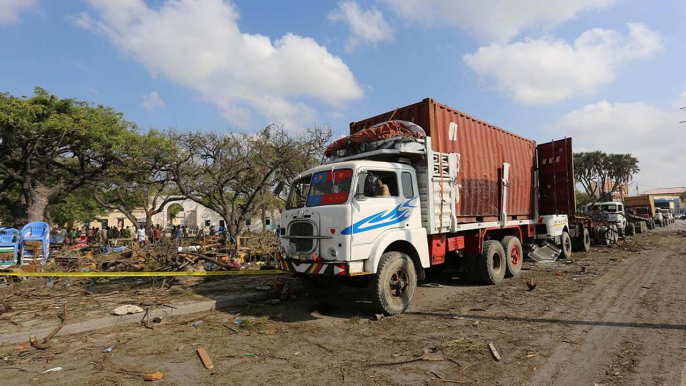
[197,347,214,370]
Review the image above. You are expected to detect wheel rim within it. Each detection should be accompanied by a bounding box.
[564,237,571,253]
[389,268,409,298]
[510,246,521,266]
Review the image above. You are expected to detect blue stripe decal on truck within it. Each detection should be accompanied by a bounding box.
[341,197,418,235]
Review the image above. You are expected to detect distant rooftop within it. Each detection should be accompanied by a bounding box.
[641,187,686,195]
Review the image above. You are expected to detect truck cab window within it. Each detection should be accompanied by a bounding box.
[401,172,414,198]
[355,170,399,199]
[286,176,311,209]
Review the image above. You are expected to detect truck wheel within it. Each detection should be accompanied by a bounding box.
[501,236,523,278]
[370,251,417,315]
[607,224,619,243]
[597,228,609,246]
[478,240,506,285]
[625,223,635,236]
[573,228,591,252]
[647,220,654,230]
[559,231,572,259]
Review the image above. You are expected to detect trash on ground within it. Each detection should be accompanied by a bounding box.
[144,370,164,381]
[488,343,501,361]
[113,304,145,315]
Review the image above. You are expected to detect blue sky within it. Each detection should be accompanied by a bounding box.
[1,0,685,191]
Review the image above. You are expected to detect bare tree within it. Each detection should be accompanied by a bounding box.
[172,125,331,240]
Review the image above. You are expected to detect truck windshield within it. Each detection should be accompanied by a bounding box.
[286,176,311,210]
[306,169,353,207]
[589,204,618,212]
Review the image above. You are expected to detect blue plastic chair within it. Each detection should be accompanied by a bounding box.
[0,228,20,267]
[20,222,50,264]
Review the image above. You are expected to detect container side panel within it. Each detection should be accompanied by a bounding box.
[350,98,536,223]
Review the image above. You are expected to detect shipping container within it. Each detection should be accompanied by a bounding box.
[350,98,536,223]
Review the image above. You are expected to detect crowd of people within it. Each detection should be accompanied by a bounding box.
[52,224,206,247]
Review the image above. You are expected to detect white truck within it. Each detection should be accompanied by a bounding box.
[277,99,575,315]
[586,201,628,236]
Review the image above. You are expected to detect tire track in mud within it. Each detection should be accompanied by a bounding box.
[528,225,686,385]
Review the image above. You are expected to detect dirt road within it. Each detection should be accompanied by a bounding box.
[1,222,685,385]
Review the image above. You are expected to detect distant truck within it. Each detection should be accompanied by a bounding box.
[623,195,655,231]
[586,202,631,236]
[278,98,578,315]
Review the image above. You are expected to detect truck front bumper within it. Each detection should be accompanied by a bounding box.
[280,258,350,276]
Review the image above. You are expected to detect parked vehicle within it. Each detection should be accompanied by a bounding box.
[623,195,655,232]
[659,208,673,224]
[278,98,576,315]
[586,202,628,236]
[654,210,664,227]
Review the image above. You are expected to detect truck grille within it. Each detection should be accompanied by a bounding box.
[289,221,315,252]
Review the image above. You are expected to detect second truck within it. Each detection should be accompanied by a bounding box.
[278,98,582,315]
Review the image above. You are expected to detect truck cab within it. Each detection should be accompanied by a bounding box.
[587,202,627,235]
[280,160,428,278]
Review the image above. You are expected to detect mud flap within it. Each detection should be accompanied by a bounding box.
[528,242,561,262]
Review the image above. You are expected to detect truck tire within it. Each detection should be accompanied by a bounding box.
[607,224,619,244]
[501,236,523,278]
[370,251,417,315]
[647,220,654,230]
[635,222,644,234]
[573,228,591,252]
[597,228,609,246]
[625,223,635,236]
[478,240,506,285]
[559,231,572,259]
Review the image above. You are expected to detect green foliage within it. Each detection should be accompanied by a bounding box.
[575,190,591,212]
[574,151,639,202]
[167,203,184,221]
[0,87,139,221]
[49,186,106,225]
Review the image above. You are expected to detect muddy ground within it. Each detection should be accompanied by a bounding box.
[1,222,685,385]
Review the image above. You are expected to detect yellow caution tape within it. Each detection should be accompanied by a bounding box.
[0,270,288,277]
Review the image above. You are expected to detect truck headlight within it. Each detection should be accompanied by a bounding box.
[329,248,338,259]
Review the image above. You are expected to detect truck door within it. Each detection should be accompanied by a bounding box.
[346,169,409,261]
[537,138,575,216]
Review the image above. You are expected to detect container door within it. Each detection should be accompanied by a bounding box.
[537,138,575,216]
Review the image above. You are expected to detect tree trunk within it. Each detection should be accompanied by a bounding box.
[145,212,154,231]
[26,186,50,222]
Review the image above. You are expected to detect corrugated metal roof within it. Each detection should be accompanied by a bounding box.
[641,187,686,195]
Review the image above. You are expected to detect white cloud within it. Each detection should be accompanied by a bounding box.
[550,94,686,189]
[328,1,393,52]
[142,91,165,112]
[0,0,37,24]
[463,24,662,104]
[381,0,615,43]
[77,0,363,129]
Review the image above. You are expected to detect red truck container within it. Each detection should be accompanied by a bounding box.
[350,98,536,223]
